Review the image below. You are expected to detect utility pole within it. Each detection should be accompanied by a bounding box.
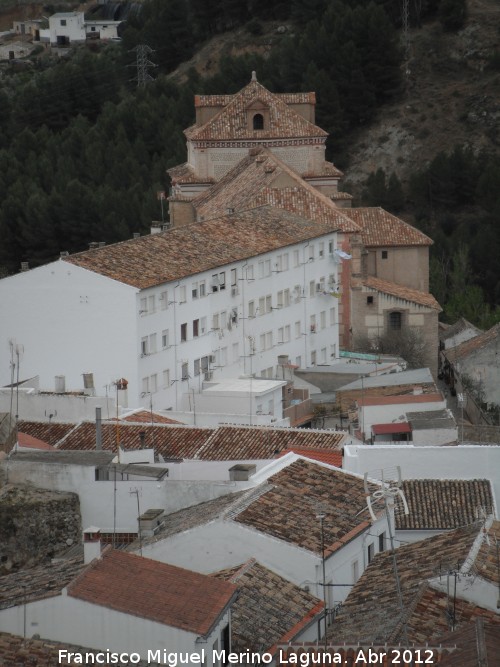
[131,44,156,88]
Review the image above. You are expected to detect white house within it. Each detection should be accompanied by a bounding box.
[0,547,236,663]
[49,12,85,46]
[137,457,391,608]
[0,206,342,411]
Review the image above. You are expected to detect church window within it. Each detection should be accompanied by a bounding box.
[389,311,402,330]
[253,113,264,130]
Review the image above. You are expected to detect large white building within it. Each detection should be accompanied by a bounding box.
[0,206,343,410]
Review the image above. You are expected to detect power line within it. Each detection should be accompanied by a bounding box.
[130,44,156,87]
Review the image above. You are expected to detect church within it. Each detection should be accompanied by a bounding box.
[167,72,441,376]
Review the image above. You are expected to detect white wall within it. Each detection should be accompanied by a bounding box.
[0,594,227,664]
[0,387,115,424]
[343,444,500,511]
[412,426,457,445]
[0,261,138,400]
[3,460,244,531]
[140,515,387,605]
[359,399,446,435]
[49,13,85,44]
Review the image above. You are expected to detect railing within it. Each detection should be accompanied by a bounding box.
[284,398,313,426]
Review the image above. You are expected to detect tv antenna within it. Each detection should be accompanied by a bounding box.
[364,467,409,645]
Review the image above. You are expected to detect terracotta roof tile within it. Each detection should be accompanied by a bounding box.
[344,207,433,247]
[16,421,78,447]
[213,559,323,653]
[363,276,442,310]
[116,409,182,425]
[195,425,345,460]
[188,80,326,141]
[194,92,317,108]
[357,393,443,406]
[439,317,482,343]
[17,432,55,450]
[194,148,359,233]
[234,460,379,555]
[0,633,153,666]
[438,619,500,666]
[396,479,494,530]
[444,322,500,362]
[0,558,85,610]
[65,206,345,289]
[167,161,215,185]
[278,448,343,467]
[330,522,492,643]
[67,550,236,636]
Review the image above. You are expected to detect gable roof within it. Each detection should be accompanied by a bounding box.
[187,79,327,142]
[19,420,345,462]
[0,557,85,611]
[233,459,379,555]
[0,633,153,667]
[330,521,498,643]
[193,148,359,234]
[363,276,442,310]
[17,421,77,448]
[343,207,433,247]
[116,409,183,425]
[444,322,500,362]
[65,206,343,289]
[67,549,237,636]
[212,559,323,653]
[439,317,482,344]
[396,479,494,530]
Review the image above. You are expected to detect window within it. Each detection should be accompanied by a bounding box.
[310,314,316,332]
[194,358,201,376]
[60,19,66,25]
[367,542,375,563]
[160,291,168,310]
[181,362,189,380]
[379,532,386,552]
[246,264,254,281]
[330,343,337,359]
[162,369,170,389]
[330,307,336,326]
[311,350,317,366]
[278,327,284,344]
[265,295,272,313]
[150,374,157,393]
[294,285,301,303]
[321,347,327,363]
[320,311,326,330]
[266,331,272,349]
[180,323,187,342]
[162,329,169,348]
[382,250,388,259]
[268,399,274,414]
[192,282,198,299]
[253,113,264,130]
[230,268,237,286]
[352,560,359,584]
[389,311,402,330]
[295,321,301,339]
[140,297,147,314]
[258,260,271,278]
[367,295,374,305]
[319,242,325,258]
[90,26,96,31]
[200,317,207,334]
[277,290,284,308]
[213,313,220,330]
[179,286,186,303]
[141,337,148,356]
[149,333,157,354]
[248,300,255,318]
[283,288,290,307]
[141,377,149,393]
[284,325,291,342]
[193,319,199,338]
[308,245,315,261]
[295,356,301,368]
[293,249,300,267]
[148,295,156,313]
[199,280,206,297]
[260,333,266,352]
[232,342,239,362]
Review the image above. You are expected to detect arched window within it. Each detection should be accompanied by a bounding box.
[253,113,264,130]
[389,311,402,330]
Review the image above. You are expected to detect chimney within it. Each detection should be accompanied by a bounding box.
[83,527,101,564]
[96,407,102,451]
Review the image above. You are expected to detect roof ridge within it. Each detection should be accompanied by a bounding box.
[224,483,274,520]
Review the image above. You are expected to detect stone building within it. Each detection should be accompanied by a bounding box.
[168,73,441,376]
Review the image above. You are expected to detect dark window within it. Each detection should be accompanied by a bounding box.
[389,311,402,330]
[379,532,386,552]
[253,113,264,130]
[181,362,189,380]
[60,19,66,25]
[367,295,374,305]
[180,323,187,342]
[382,250,388,259]
[367,543,375,563]
[192,319,199,338]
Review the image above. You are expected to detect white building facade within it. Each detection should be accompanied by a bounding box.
[0,210,342,411]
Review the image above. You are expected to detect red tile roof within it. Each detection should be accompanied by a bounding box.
[17,432,55,450]
[68,550,237,636]
[344,207,433,247]
[444,322,500,362]
[234,460,379,555]
[363,276,442,310]
[371,422,411,435]
[194,92,317,108]
[194,148,359,234]
[278,448,343,467]
[188,80,327,141]
[213,559,323,653]
[65,206,345,289]
[397,479,494,530]
[117,409,182,425]
[438,619,500,666]
[357,393,443,407]
[16,421,78,447]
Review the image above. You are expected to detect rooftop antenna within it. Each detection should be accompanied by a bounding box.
[364,467,409,645]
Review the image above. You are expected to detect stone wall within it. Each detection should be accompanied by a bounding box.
[0,484,81,574]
